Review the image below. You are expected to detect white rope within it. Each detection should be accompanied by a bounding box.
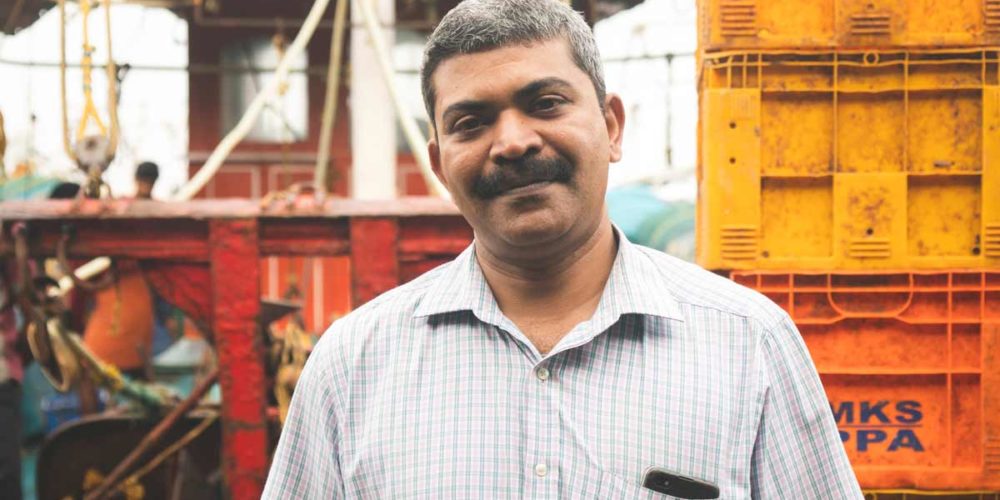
[55,257,111,297]
[173,0,333,201]
[313,0,349,202]
[58,0,333,295]
[353,0,448,199]
[58,0,455,295]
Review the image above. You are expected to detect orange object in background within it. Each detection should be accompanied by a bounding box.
[260,255,351,334]
[697,0,1000,496]
[83,263,154,373]
[733,270,1000,491]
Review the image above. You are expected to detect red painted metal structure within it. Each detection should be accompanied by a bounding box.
[0,197,472,499]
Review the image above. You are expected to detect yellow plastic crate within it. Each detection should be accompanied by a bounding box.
[700,0,1000,51]
[697,49,1000,271]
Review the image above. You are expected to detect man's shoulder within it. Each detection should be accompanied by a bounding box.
[633,244,787,328]
[308,258,454,359]
[336,259,452,329]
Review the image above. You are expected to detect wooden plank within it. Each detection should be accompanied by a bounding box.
[258,217,351,256]
[0,197,459,220]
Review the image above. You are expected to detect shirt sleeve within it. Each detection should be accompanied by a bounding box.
[262,337,345,499]
[750,313,863,499]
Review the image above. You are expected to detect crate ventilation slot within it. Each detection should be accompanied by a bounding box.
[720,0,756,36]
[987,0,1000,32]
[985,224,1000,257]
[850,12,892,36]
[986,438,1000,472]
[720,225,759,260]
[848,238,891,259]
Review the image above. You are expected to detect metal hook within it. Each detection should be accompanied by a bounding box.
[56,224,116,292]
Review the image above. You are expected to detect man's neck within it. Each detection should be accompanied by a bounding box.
[475,218,618,353]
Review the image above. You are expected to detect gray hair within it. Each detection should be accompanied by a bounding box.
[420,0,606,126]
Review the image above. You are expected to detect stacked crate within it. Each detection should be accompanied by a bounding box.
[696,0,1000,494]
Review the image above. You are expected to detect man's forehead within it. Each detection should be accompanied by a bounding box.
[432,38,584,108]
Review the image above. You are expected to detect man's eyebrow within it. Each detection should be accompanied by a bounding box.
[513,77,574,102]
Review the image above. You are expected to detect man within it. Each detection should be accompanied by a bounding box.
[0,109,17,499]
[264,0,861,498]
[81,165,160,379]
[0,267,23,499]
[132,160,188,356]
[135,161,159,199]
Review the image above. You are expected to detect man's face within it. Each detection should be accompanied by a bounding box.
[136,179,154,199]
[428,38,624,251]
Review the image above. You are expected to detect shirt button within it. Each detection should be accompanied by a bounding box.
[536,367,550,381]
[534,463,548,477]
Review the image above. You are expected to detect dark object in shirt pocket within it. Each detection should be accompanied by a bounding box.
[642,467,720,499]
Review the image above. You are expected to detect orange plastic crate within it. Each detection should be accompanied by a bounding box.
[732,270,1000,491]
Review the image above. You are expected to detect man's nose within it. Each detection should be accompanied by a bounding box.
[489,111,542,163]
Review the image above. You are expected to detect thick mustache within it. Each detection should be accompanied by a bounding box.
[472,155,574,199]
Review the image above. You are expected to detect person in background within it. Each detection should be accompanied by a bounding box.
[131,161,191,356]
[84,161,188,377]
[0,182,83,500]
[81,168,158,379]
[134,161,158,200]
[49,182,82,200]
[0,268,24,499]
[0,106,15,499]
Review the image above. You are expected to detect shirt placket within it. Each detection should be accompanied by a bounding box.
[523,352,562,498]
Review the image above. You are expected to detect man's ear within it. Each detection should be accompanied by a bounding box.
[604,93,625,163]
[428,137,448,190]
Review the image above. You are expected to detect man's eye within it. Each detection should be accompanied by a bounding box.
[453,117,482,132]
[532,97,565,112]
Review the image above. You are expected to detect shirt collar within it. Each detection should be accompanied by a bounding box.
[412,243,505,325]
[596,224,685,323]
[413,224,685,326]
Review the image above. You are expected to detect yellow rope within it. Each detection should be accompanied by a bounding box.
[79,416,216,500]
[103,0,119,153]
[274,321,310,424]
[59,0,74,159]
[75,0,108,140]
[81,469,143,500]
[58,0,119,161]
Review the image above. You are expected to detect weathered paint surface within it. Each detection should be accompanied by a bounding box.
[350,217,400,307]
[733,270,1000,491]
[141,261,213,335]
[0,200,473,500]
[210,219,267,499]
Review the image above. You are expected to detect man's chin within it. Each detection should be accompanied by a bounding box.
[490,212,571,248]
